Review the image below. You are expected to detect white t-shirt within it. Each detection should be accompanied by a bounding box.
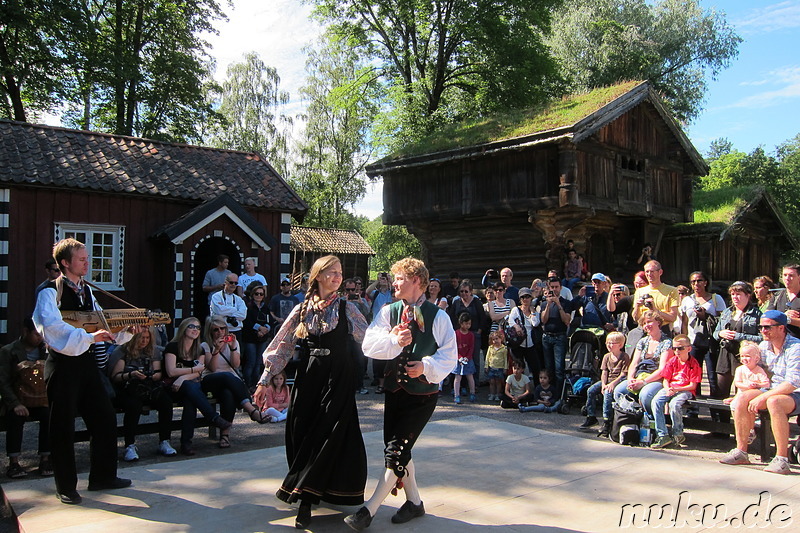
[680,293,726,342]
[239,273,267,292]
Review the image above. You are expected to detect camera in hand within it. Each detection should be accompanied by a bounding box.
[225,316,239,328]
[223,334,235,344]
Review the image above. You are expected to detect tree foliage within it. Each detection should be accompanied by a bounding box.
[2,0,226,142]
[701,134,800,234]
[0,0,82,121]
[211,51,292,175]
[311,0,561,146]
[546,0,741,122]
[289,34,382,228]
[361,217,421,273]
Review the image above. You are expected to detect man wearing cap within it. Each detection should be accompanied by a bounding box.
[720,310,800,474]
[631,260,679,326]
[269,278,298,329]
[573,274,612,329]
[768,263,800,338]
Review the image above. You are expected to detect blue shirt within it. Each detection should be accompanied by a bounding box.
[574,291,610,327]
[760,335,800,392]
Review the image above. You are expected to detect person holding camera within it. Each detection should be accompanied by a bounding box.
[210,273,247,343]
[108,327,177,461]
[631,261,679,329]
[713,281,762,423]
[539,277,576,395]
[573,273,612,329]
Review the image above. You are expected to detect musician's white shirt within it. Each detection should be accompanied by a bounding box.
[33,286,132,356]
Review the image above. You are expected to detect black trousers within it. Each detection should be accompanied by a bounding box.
[114,384,174,445]
[5,406,50,456]
[383,388,437,476]
[47,352,117,494]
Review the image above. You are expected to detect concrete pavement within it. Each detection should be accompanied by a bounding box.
[5,414,800,532]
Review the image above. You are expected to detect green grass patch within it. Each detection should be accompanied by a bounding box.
[691,186,754,223]
[389,81,644,160]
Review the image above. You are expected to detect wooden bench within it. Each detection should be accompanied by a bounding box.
[0,399,221,443]
[683,398,772,461]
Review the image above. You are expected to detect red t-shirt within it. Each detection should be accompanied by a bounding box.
[661,356,702,394]
[456,329,474,361]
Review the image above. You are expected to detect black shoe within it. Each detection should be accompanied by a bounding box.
[295,501,312,529]
[87,477,132,491]
[6,462,27,479]
[344,506,372,531]
[180,443,196,456]
[391,500,425,524]
[579,416,598,429]
[56,490,82,505]
[211,413,233,430]
[597,421,611,438]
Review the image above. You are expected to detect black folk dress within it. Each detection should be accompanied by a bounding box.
[276,300,367,506]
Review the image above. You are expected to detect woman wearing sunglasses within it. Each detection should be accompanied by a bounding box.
[242,284,271,390]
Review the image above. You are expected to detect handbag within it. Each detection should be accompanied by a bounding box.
[502,309,526,348]
[14,360,48,408]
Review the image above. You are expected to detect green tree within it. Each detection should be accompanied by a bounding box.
[291,34,383,228]
[211,52,292,175]
[0,0,82,121]
[312,0,561,146]
[362,217,421,273]
[546,0,741,122]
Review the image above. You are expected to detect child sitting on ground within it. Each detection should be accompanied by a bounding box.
[580,331,630,437]
[520,369,562,413]
[485,331,508,401]
[723,341,770,410]
[454,313,477,404]
[261,371,290,423]
[501,360,533,408]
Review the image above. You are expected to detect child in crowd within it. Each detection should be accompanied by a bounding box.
[650,334,702,449]
[260,372,290,423]
[520,369,562,413]
[485,331,508,401]
[580,332,630,437]
[501,360,533,408]
[454,313,477,404]
[723,341,770,410]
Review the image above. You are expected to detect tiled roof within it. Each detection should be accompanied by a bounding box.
[291,226,375,255]
[0,120,307,213]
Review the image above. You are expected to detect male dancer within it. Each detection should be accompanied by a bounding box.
[345,258,457,530]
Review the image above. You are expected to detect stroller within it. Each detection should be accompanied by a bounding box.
[558,327,603,414]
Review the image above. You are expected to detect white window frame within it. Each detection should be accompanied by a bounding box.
[54,223,125,291]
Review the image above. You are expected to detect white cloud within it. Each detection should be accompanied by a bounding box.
[727,65,800,108]
[734,1,800,33]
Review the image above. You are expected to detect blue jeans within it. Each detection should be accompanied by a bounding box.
[520,399,562,413]
[639,381,664,417]
[586,381,615,420]
[242,340,267,389]
[174,380,218,445]
[651,390,693,437]
[612,378,630,402]
[542,333,567,394]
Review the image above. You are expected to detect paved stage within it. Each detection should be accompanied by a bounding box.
[6,415,800,532]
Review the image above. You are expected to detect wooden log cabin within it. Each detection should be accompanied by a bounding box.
[366,81,709,286]
[290,226,375,284]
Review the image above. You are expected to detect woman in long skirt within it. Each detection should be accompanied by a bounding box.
[254,255,368,529]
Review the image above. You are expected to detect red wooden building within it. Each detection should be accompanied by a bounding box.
[0,120,307,341]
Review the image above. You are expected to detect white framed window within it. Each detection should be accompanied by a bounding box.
[54,223,125,290]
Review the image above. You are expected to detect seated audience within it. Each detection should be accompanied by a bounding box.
[201,316,267,448]
[108,327,177,461]
[580,331,630,437]
[720,310,800,474]
[164,318,233,456]
[260,371,290,423]
[501,360,533,408]
[0,318,51,478]
[723,341,770,410]
[520,369,561,413]
[649,334,702,449]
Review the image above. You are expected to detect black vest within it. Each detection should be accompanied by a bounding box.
[44,280,96,380]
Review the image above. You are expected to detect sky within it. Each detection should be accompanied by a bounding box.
[205,1,800,220]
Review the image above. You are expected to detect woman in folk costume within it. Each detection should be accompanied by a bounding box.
[253,255,368,529]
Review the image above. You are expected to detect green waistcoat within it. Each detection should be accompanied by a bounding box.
[384,300,440,395]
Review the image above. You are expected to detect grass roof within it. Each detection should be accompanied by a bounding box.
[690,186,755,224]
[390,80,644,160]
